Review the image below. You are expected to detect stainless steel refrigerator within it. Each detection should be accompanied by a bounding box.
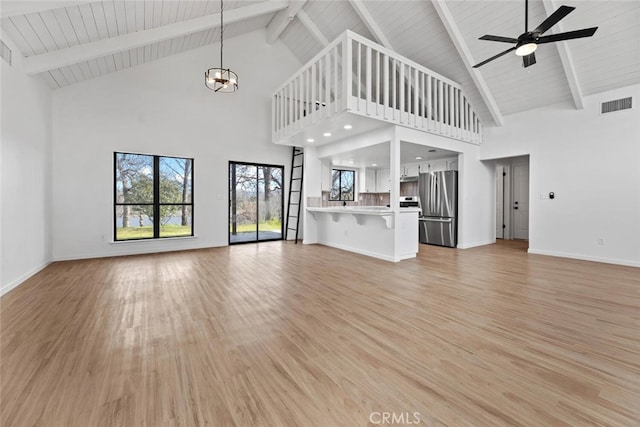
[418,171,458,247]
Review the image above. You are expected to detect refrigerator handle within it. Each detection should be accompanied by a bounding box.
[431,175,435,214]
[435,174,440,213]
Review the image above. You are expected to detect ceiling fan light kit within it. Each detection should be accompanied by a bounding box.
[515,43,537,57]
[473,0,598,69]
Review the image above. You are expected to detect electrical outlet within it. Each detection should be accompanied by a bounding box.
[597,237,604,246]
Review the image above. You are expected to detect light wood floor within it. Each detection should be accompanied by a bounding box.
[1,241,639,426]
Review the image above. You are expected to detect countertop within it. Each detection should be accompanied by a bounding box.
[306,206,421,214]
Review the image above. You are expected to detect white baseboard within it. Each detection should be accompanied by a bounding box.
[457,239,495,249]
[53,241,223,262]
[527,248,640,268]
[317,241,398,262]
[0,259,52,297]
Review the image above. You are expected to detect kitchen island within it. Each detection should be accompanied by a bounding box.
[306,206,421,262]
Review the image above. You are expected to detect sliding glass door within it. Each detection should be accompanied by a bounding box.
[229,162,284,244]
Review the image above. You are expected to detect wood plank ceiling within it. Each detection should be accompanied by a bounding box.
[2,0,639,126]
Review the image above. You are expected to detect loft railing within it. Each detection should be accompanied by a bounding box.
[272,30,482,144]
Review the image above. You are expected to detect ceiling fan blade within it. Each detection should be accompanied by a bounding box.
[473,46,517,68]
[536,27,598,44]
[479,34,519,44]
[523,52,536,68]
[534,5,575,34]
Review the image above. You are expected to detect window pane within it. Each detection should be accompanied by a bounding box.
[115,204,154,240]
[330,169,341,200]
[330,169,355,201]
[160,205,193,237]
[258,167,283,240]
[159,157,192,203]
[341,170,354,201]
[115,153,153,204]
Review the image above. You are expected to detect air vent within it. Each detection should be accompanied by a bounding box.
[0,40,11,66]
[601,97,632,114]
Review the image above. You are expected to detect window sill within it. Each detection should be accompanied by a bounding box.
[110,236,198,244]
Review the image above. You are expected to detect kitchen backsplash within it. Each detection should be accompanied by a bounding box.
[312,192,391,207]
[309,186,418,207]
[400,181,419,196]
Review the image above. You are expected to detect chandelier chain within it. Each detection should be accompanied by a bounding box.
[220,0,224,69]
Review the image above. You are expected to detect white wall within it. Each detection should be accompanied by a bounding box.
[481,85,640,267]
[1,31,53,295]
[52,29,301,260]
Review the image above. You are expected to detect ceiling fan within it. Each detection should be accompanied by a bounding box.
[473,0,598,68]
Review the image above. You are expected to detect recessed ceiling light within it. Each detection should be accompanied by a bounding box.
[306,138,314,143]
[343,124,352,130]
[348,160,354,164]
[415,156,422,160]
[323,132,332,137]
[372,163,377,166]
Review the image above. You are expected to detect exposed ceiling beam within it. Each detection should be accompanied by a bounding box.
[296,9,329,47]
[348,0,393,50]
[0,0,95,19]
[431,0,504,127]
[542,0,584,110]
[23,1,287,75]
[266,0,308,44]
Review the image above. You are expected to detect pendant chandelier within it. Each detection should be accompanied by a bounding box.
[204,0,238,92]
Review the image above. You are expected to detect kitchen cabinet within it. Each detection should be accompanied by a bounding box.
[376,168,390,192]
[420,158,458,173]
[321,161,332,192]
[358,168,377,193]
[365,169,377,192]
[405,164,420,177]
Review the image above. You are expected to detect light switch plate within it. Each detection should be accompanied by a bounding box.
[540,193,548,199]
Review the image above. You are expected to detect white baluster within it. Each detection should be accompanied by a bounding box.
[413,68,419,128]
[383,54,389,120]
[334,45,339,113]
[376,50,380,117]
[399,63,405,123]
[357,42,362,112]
[366,46,371,115]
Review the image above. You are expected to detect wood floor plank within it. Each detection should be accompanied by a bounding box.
[1,240,639,426]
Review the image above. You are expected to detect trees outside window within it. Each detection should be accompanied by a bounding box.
[330,169,355,201]
[114,152,193,241]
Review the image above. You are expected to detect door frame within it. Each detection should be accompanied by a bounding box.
[495,163,511,239]
[511,162,530,240]
[228,161,285,245]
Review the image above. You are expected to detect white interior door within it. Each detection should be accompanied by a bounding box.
[512,163,529,240]
[495,165,505,238]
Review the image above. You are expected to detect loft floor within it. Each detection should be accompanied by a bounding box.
[1,241,639,426]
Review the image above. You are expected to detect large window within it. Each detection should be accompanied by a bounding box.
[330,169,355,201]
[114,152,193,241]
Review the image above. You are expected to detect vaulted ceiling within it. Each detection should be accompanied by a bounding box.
[2,0,639,127]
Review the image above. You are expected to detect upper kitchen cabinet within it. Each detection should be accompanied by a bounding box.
[405,164,421,177]
[420,157,458,173]
[376,168,391,192]
[363,168,377,192]
[321,160,332,192]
